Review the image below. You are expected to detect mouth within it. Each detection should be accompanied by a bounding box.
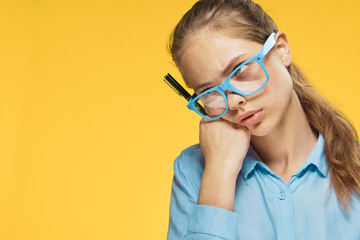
[237,109,263,127]
[242,114,255,120]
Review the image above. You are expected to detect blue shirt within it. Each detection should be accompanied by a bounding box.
[167,134,360,240]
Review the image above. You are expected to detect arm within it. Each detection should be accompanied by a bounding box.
[167,150,239,240]
[167,118,250,240]
[197,167,238,212]
[197,118,250,211]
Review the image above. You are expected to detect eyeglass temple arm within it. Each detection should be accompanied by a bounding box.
[260,32,277,57]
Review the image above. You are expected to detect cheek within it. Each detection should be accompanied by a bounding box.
[262,60,293,105]
[252,63,294,134]
[249,67,294,136]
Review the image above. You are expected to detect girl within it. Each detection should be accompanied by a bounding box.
[166,0,360,239]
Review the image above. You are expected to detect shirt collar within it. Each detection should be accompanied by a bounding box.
[240,133,327,180]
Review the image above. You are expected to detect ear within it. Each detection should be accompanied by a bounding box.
[274,31,292,67]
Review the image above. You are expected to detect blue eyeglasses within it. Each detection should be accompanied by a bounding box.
[186,32,276,120]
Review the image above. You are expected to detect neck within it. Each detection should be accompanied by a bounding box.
[250,91,318,183]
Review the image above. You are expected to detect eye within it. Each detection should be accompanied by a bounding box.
[234,64,249,76]
[199,88,212,95]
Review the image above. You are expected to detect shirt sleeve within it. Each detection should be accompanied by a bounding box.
[167,151,239,240]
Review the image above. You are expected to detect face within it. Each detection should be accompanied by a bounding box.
[178,30,295,136]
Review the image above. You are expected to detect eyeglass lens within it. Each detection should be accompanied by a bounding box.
[194,61,267,118]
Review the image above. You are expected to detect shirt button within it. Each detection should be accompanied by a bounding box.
[279,192,286,200]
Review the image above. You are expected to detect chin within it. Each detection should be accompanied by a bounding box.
[247,120,274,137]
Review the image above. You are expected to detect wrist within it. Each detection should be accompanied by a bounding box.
[198,168,238,211]
[204,163,242,180]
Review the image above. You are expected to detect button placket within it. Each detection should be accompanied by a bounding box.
[279,191,286,200]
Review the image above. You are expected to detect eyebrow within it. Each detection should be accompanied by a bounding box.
[193,53,248,93]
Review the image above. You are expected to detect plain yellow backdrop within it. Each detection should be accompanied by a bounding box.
[0,0,359,239]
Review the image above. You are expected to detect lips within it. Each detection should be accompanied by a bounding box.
[236,109,262,122]
[235,109,263,127]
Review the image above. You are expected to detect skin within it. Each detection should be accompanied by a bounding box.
[178,30,319,211]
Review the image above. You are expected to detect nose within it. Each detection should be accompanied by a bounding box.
[226,91,247,110]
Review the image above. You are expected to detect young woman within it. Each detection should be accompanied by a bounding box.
[166,0,360,239]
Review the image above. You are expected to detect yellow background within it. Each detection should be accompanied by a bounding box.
[0,0,359,239]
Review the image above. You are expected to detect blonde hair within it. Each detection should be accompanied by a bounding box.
[168,0,360,210]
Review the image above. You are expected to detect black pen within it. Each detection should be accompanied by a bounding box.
[163,73,207,115]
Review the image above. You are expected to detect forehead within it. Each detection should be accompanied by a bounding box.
[179,31,262,91]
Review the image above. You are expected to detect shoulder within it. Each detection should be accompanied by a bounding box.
[176,144,204,166]
[351,192,360,213]
[173,144,205,191]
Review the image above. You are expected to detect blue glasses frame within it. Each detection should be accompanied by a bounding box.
[187,32,277,121]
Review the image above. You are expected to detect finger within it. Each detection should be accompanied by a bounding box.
[200,117,210,127]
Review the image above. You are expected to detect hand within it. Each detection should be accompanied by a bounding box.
[199,117,251,178]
